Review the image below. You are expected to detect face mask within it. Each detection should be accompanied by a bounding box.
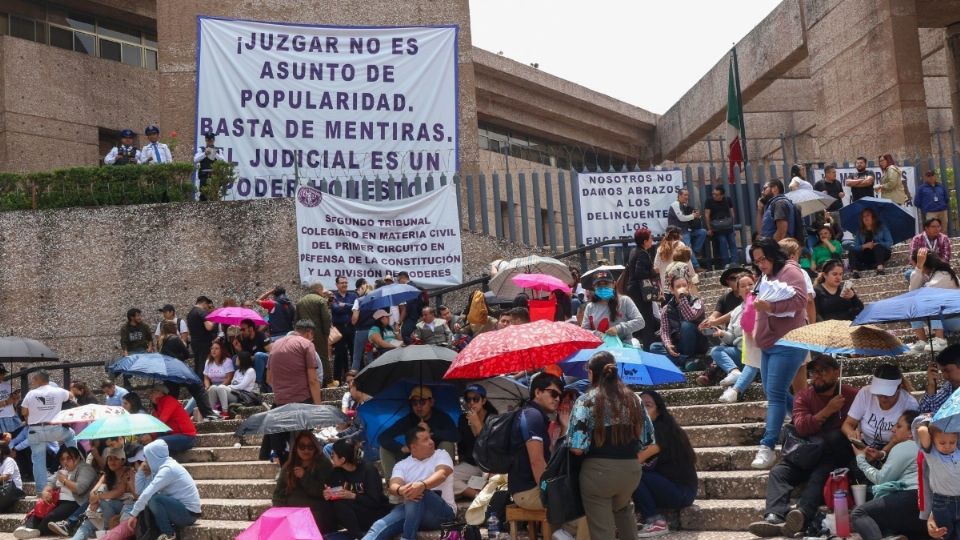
[595,286,615,300]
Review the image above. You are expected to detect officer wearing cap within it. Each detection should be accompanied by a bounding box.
[104,129,141,165]
[193,131,225,200]
[138,125,173,164]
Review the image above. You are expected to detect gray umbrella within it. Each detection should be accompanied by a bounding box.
[0,337,58,362]
[234,404,346,436]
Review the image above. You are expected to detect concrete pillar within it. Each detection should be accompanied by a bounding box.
[804,0,932,160]
[946,23,960,148]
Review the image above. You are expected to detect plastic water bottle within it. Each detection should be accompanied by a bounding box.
[833,490,850,538]
[487,514,500,538]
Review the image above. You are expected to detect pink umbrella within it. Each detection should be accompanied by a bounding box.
[510,273,572,294]
[205,306,266,326]
[236,507,322,540]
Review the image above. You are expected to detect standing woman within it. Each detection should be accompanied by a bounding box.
[581,270,644,344]
[567,351,653,540]
[323,439,391,539]
[627,227,661,350]
[750,237,809,469]
[877,153,907,204]
[850,208,893,276]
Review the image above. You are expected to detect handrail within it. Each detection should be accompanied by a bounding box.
[8,361,105,392]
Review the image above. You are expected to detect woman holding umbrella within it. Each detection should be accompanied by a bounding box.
[750,237,810,469]
[580,270,644,344]
[908,247,960,354]
[273,430,336,533]
[849,207,893,277]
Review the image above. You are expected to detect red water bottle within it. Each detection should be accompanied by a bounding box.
[833,489,850,538]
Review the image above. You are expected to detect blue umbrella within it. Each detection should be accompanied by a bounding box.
[558,347,685,386]
[839,197,915,245]
[108,353,201,385]
[853,288,960,326]
[358,284,422,310]
[358,380,460,450]
[933,386,960,432]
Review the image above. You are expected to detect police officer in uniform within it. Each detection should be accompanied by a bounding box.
[192,131,224,200]
[139,125,173,164]
[104,129,141,165]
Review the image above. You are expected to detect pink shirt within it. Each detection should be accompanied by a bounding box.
[754,260,809,349]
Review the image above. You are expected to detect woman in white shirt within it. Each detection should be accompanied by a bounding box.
[208,350,256,415]
[0,364,21,434]
[0,443,23,511]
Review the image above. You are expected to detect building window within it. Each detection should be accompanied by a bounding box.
[49,24,71,50]
[99,38,120,61]
[144,49,158,70]
[74,31,95,55]
[121,43,141,67]
[9,15,35,41]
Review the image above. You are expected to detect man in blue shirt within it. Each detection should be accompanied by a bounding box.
[331,275,358,384]
[100,380,129,407]
[914,170,949,230]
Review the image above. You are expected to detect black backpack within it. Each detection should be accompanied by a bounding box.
[472,406,529,474]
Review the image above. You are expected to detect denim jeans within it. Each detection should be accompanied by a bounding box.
[253,352,271,393]
[361,490,455,540]
[649,321,701,367]
[682,229,707,268]
[632,469,696,522]
[911,318,960,333]
[158,434,196,455]
[147,493,199,535]
[733,365,760,394]
[933,493,960,540]
[710,345,742,374]
[851,489,926,540]
[759,344,806,448]
[714,230,739,267]
[352,328,370,371]
[28,424,76,491]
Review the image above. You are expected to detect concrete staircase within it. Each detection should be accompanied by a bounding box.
[0,237,947,539]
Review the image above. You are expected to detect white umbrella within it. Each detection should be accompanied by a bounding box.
[580,265,626,290]
[786,189,837,217]
[488,256,572,299]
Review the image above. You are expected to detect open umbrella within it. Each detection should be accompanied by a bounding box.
[0,337,58,363]
[510,273,572,294]
[354,345,456,396]
[786,189,838,217]
[932,386,960,432]
[108,353,201,385]
[559,346,685,386]
[488,256,573,299]
[358,381,460,451]
[206,307,266,326]
[51,404,127,425]
[236,507,323,540]
[853,288,960,361]
[76,413,171,440]
[444,320,602,380]
[777,319,908,357]
[358,284,422,310]
[477,376,528,413]
[235,404,345,437]
[840,197,916,244]
[580,265,626,291]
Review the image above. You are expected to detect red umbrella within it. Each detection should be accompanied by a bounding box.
[443,320,602,379]
[206,307,266,326]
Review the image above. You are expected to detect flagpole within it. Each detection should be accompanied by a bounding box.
[731,46,758,241]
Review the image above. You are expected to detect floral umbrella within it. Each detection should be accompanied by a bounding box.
[51,404,127,425]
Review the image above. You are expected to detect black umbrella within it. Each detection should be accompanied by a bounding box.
[354,345,456,396]
[234,404,346,437]
[0,337,58,363]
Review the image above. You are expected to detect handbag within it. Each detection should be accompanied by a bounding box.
[0,480,19,512]
[328,325,342,345]
[710,216,734,233]
[539,441,585,524]
[640,279,658,302]
[780,424,825,470]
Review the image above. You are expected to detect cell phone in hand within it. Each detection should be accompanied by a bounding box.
[849,438,867,450]
[841,280,852,294]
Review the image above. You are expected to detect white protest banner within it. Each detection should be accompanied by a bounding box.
[576,171,685,245]
[296,184,463,289]
[811,166,917,206]
[196,17,458,200]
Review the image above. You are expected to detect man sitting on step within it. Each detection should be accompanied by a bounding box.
[748,354,859,538]
[128,439,202,540]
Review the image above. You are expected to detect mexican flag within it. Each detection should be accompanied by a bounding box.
[727,54,743,181]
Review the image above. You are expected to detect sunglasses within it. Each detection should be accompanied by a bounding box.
[542,389,561,399]
[410,398,433,406]
[464,396,483,403]
[297,444,316,451]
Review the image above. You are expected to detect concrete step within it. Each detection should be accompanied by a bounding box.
[697,470,769,500]
[677,498,766,531]
[683,423,766,448]
[694,446,777,472]
[23,478,276,500]
[178,445,261,463]
[672,402,767,426]
[182,460,277,480]
[0,516,250,540]
[11,497,271,522]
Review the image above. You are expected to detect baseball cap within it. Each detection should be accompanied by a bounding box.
[373,309,390,320]
[807,354,839,370]
[158,304,175,313]
[103,447,126,461]
[409,386,433,400]
[464,384,486,398]
[383,273,395,283]
[127,446,145,464]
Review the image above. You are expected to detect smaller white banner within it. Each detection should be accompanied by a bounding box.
[576,170,685,245]
[810,166,917,207]
[296,184,463,289]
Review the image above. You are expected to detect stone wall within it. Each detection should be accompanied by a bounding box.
[0,199,541,375]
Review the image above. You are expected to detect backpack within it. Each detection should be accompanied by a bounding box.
[767,195,805,244]
[269,297,295,336]
[472,407,529,474]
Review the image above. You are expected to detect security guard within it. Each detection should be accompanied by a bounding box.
[192,131,225,200]
[139,125,173,164]
[104,129,141,165]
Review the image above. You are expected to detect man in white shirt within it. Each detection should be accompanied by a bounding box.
[22,371,76,491]
[103,129,140,166]
[154,304,189,348]
[139,125,173,164]
[193,132,225,200]
[362,425,455,540]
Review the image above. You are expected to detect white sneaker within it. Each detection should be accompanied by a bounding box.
[719,369,741,387]
[751,446,776,469]
[552,530,575,540]
[718,387,739,403]
[910,340,928,354]
[13,527,41,539]
[931,337,949,353]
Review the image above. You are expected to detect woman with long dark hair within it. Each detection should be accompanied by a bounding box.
[121,393,145,415]
[273,430,335,533]
[633,390,698,536]
[552,290,573,322]
[908,248,960,353]
[207,350,257,416]
[454,384,497,499]
[750,237,809,469]
[69,382,97,406]
[627,227,660,350]
[323,439,390,539]
[814,260,864,321]
[850,208,893,275]
[580,271,644,343]
[567,351,653,540]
